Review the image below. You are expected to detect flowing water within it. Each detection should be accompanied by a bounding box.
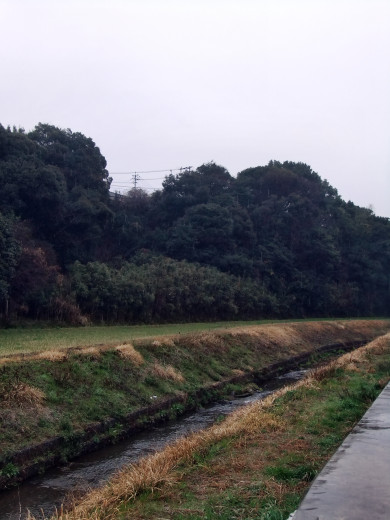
[0,369,306,519]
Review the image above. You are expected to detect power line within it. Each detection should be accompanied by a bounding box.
[109,166,192,194]
[109,166,192,176]
[109,168,179,175]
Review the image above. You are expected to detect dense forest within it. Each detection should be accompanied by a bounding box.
[1,123,389,324]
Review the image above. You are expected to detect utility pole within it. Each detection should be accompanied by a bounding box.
[132,173,141,189]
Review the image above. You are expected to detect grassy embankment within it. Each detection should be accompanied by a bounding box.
[42,331,390,520]
[0,319,389,488]
[0,318,383,357]
[0,320,276,357]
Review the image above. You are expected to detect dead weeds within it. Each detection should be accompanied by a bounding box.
[0,382,45,408]
[75,346,101,358]
[151,363,185,383]
[36,350,68,362]
[115,344,145,366]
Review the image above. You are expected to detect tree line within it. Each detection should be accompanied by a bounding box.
[1,123,389,324]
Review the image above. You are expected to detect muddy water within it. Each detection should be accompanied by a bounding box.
[0,370,306,519]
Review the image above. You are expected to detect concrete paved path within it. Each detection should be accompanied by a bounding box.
[293,382,390,520]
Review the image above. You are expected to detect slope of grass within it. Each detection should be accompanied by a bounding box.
[0,320,276,357]
[1,318,386,357]
[42,332,390,520]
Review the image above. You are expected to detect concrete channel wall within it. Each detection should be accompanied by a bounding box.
[293,382,390,520]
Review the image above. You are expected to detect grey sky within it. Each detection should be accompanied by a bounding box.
[1,0,389,217]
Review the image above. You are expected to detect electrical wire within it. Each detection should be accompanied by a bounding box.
[109,166,192,192]
[109,166,191,176]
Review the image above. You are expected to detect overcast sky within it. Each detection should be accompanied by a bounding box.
[1,0,389,217]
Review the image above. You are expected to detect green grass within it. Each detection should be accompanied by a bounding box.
[265,462,317,483]
[0,317,382,357]
[0,320,275,356]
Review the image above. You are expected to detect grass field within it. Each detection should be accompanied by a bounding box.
[0,321,269,357]
[0,318,385,357]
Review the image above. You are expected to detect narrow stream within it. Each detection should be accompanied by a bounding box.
[0,369,306,519]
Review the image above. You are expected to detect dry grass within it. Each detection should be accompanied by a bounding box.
[36,350,68,362]
[261,477,302,506]
[1,319,389,367]
[0,383,45,408]
[217,319,376,359]
[150,337,176,348]
[229,324,300,345]
[151,363,185,383]
[0,350,70,365]
[0,356,20,366]
[337,332,390,362]
[0,343,137,365]
[232,369,246,376]
[309,332,390,382]
[115,344,145,366]
[178,331,229,353]
[75,346,101,358]
[308,360,338,381]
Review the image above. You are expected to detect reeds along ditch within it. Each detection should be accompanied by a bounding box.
[34,331,390,520]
